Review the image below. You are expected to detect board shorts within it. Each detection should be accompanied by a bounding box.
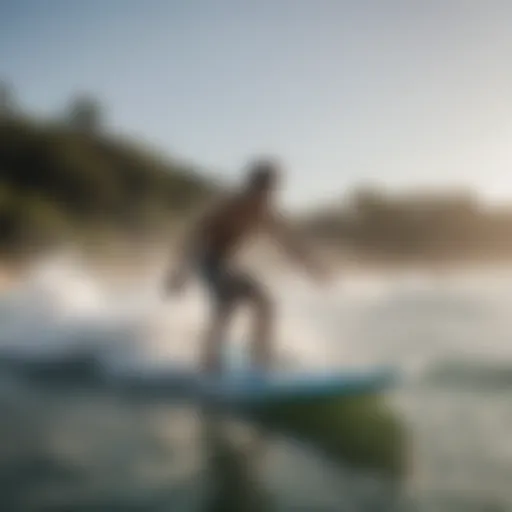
[197,251,257,305]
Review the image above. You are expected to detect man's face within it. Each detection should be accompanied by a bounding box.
[258,178,279,202]
[245,161,281,201]
[245,183,272,208]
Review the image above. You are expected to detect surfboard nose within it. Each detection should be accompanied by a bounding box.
[222,343,249,373]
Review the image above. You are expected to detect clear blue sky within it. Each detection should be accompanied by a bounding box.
[2,0,512,209]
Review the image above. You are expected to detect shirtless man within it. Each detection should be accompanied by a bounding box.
[164,159,327,375]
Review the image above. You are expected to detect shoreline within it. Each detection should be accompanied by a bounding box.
[2,248,512,293]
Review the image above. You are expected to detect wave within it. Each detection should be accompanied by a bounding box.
[0,346,305,405]
[420,357,512,391]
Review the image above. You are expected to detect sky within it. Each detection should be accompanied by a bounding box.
[2,0,512,210]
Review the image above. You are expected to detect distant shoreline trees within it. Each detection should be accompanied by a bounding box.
[2,79,512,266]
[303,185,512,264]
[0,81,212,262]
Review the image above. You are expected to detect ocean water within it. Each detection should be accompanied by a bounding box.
[1,255,512,511]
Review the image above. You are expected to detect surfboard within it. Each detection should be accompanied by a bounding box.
[119,343,398,408]
[191,366,398,409]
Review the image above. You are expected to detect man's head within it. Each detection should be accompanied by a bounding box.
[244,158,280,198]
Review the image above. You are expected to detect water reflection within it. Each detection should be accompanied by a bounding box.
[201,410,271,512]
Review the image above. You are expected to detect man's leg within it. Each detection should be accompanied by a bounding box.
[241,280,273,462]
[246,282,273,372]
[202,266,273,374]
[201,300,234,376]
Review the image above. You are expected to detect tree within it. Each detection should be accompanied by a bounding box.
[0,81,17,118]
[66,94,103,133]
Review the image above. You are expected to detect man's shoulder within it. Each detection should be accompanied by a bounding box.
[204,192,238,215]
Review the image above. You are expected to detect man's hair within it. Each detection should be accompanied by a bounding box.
[246,159,279,190]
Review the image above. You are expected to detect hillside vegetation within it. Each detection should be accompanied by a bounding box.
[3,84,512,270]
[0,112,213,262]
[302,186,512,266]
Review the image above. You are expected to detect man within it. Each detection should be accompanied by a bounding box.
[165,158,328,375]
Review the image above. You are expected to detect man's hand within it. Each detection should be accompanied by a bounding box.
[267,215,334,286]
[307,260,334,286]
[163,269,188,297]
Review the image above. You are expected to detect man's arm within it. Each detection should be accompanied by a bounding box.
[163,195,223,295]
[164,214,205,295]
[265,212,327,282]
[166,228,199,291]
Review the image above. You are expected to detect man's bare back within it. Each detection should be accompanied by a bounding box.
[165,159,327,375]
[197,193,269,260]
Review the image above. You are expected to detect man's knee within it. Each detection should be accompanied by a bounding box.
[250,286,273,318]
[213,298,236,320]
[227,273,273,316]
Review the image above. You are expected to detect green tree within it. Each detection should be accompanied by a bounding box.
[0,81,17,118]
[66,94,103,133]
